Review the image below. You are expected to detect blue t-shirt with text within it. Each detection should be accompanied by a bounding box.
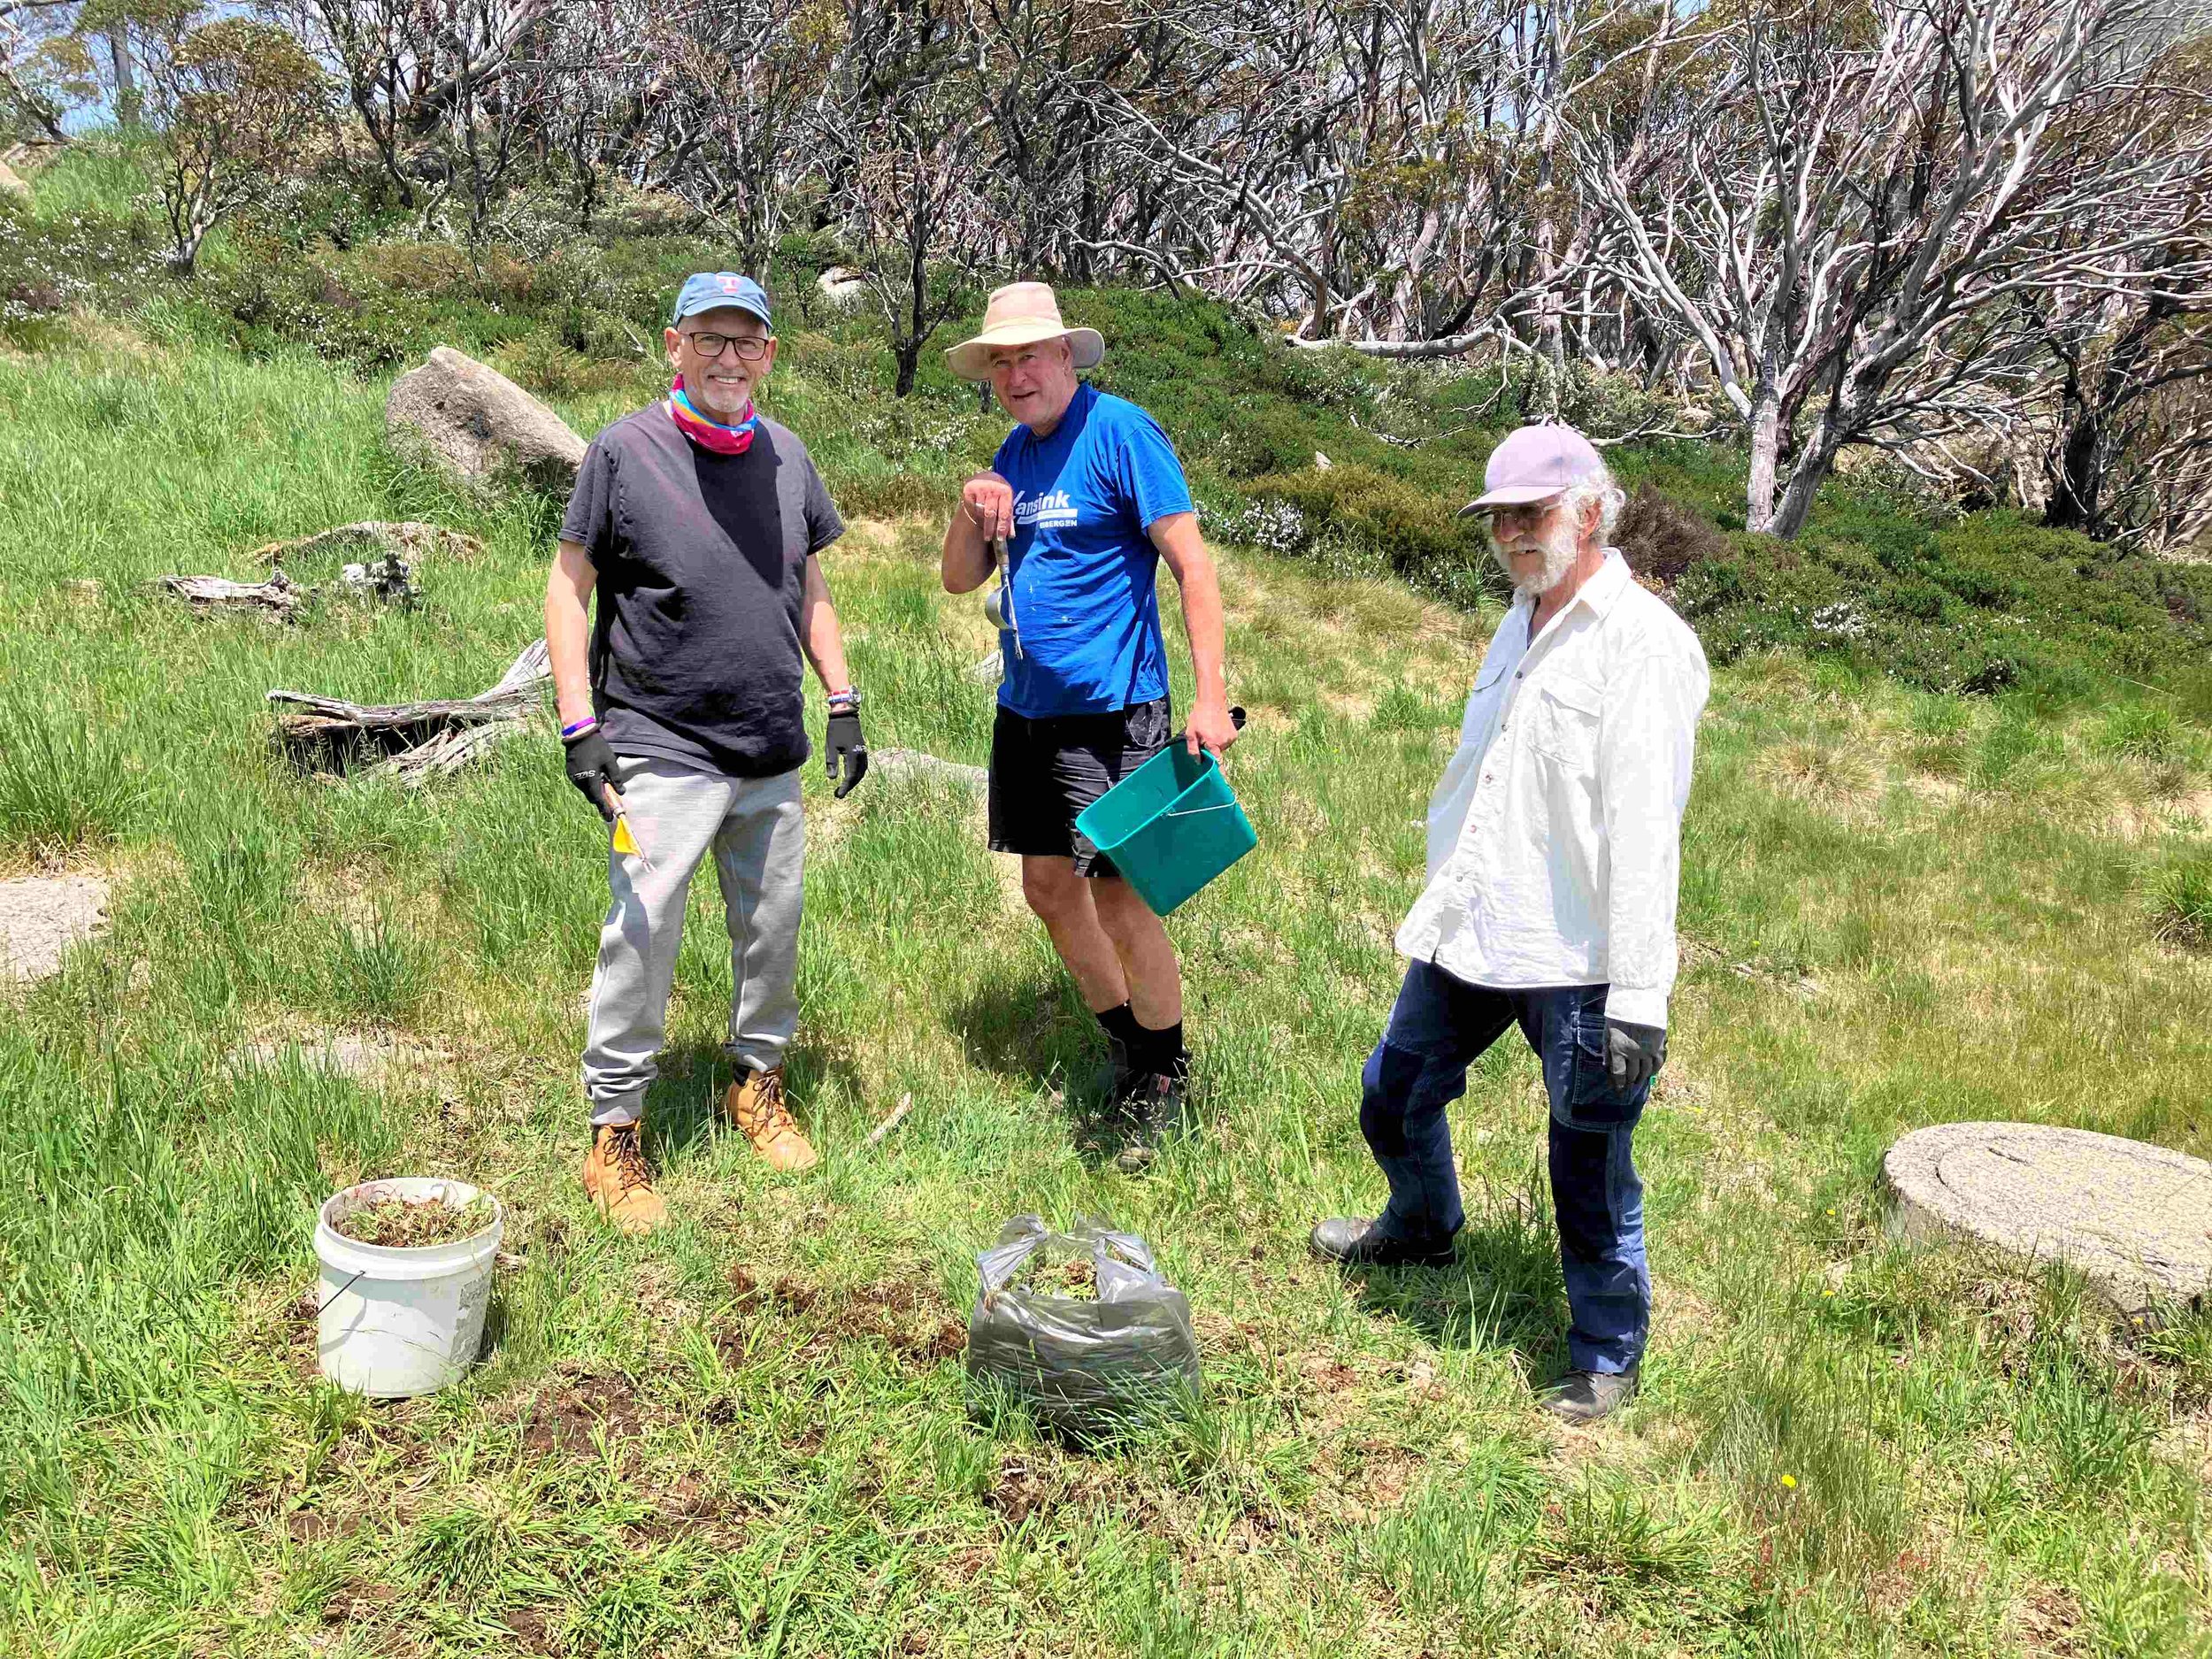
[990,381,1194,717]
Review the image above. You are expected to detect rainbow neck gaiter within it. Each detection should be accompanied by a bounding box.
[668,376,757,455]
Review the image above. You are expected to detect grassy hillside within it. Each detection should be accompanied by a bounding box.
[9,139,2212,709]
[3,147,2210,1657]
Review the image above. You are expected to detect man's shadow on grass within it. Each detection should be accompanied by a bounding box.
[1342,1192,1571,1377]
[948,978,1128,1164]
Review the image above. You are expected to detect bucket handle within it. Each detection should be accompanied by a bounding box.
[1162,802,1240,818]
[316,1270,367,1318]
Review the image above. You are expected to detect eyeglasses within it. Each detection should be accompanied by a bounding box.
[685,331,771,361]
[1487,502,1558,534]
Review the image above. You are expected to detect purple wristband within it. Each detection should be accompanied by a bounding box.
[561,716,599,741]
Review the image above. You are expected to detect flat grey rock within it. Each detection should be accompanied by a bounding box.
[1885,1121,2212,1311]
[0,874,111,981]
[235,1031,446,1080]
[874,749,987,791]
[385,346,587,494]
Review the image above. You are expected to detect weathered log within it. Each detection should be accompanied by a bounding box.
[269,640,550,781]
[161,571,303,616]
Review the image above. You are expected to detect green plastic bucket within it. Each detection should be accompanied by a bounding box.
[1077,746,1256,917]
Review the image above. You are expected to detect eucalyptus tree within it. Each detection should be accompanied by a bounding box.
[1573,0,2212,538]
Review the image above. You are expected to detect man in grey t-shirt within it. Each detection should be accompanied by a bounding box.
[545,272,869,1234]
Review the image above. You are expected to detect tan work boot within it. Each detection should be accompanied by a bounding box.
[581,1119,667,1234]
[722,1065,818,1172]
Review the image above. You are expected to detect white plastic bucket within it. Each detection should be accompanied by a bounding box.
[314,1177,503,1398]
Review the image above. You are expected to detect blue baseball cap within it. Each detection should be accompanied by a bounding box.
[671,272,772,329]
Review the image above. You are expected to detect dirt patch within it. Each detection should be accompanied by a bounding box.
[233,1025,449,1083]
[722,1267,967,1368]
[985,1459,1063,1525]
[319,1578,399,1625]
[516,1375,653,1455]
[624,1472,755,1546]
[287,1291,324,1382]
[332,1193,494,1248]
[503,1607,559,1654]
[0,873,111,980]
[288,1504,365,1544]
[2009,1578,2090,1655]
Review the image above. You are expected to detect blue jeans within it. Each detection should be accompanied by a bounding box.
[1359,957,1651,1374]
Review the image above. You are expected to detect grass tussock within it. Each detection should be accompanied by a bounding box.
[2147,858,2212,949]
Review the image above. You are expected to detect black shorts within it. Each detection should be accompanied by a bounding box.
[987,696,1172,876]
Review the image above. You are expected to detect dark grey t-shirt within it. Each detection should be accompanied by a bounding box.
[560,406,845,778]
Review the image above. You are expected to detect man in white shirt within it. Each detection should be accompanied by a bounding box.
[1310,424,1709,1425]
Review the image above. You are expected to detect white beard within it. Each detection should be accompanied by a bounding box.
[1491,516,1579,598]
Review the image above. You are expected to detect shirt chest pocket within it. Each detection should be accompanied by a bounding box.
[1526,674,1602,771]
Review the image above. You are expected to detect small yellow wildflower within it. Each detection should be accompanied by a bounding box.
[1780,1474,1798,1489]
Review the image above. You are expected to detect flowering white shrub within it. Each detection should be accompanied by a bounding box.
[1809,602,1870,642]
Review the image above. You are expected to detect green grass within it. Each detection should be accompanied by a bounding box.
[3,322,2209,1657]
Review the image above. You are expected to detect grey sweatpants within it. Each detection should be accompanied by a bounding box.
[582,757,805,1126]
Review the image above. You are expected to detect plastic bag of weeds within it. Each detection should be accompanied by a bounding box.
[965,1215,1200,1439]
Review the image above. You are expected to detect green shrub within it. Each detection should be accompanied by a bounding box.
[1677,511,2212,702]
[1238,464,1500,603]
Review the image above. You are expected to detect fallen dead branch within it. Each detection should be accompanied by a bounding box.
[267,639,550,784]
[160,572,304,616]
[864,1093,916,1148]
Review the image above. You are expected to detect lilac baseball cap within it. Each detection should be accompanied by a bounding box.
[1457,424,1605,515]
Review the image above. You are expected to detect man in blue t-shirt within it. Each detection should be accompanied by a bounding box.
[940,281,1240,1171]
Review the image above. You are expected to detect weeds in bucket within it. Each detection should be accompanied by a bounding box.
[334,1193,494,1248]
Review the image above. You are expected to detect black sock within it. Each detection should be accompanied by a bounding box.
[1095,1002,1141,1053]
[1133,1018,1187,1080]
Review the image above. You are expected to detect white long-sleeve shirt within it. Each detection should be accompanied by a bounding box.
[1395,549,1709,1029]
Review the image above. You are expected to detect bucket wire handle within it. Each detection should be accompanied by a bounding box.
[1161,707,1248,816]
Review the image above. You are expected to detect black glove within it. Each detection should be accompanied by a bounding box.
[563,726,622,822]
[825,706,868,799]
[1606,1019,1666,1093]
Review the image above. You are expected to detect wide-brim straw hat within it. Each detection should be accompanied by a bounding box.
[945,281,1105,382]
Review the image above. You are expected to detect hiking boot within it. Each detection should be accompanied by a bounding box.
[1112,1071,1184,1175]
[1308,1216,1456,1269]
[722,1065,818,1173]
[1104,1035,1137,1108]
[1540,1366,1640,1425]
[581,1119,667,1235]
